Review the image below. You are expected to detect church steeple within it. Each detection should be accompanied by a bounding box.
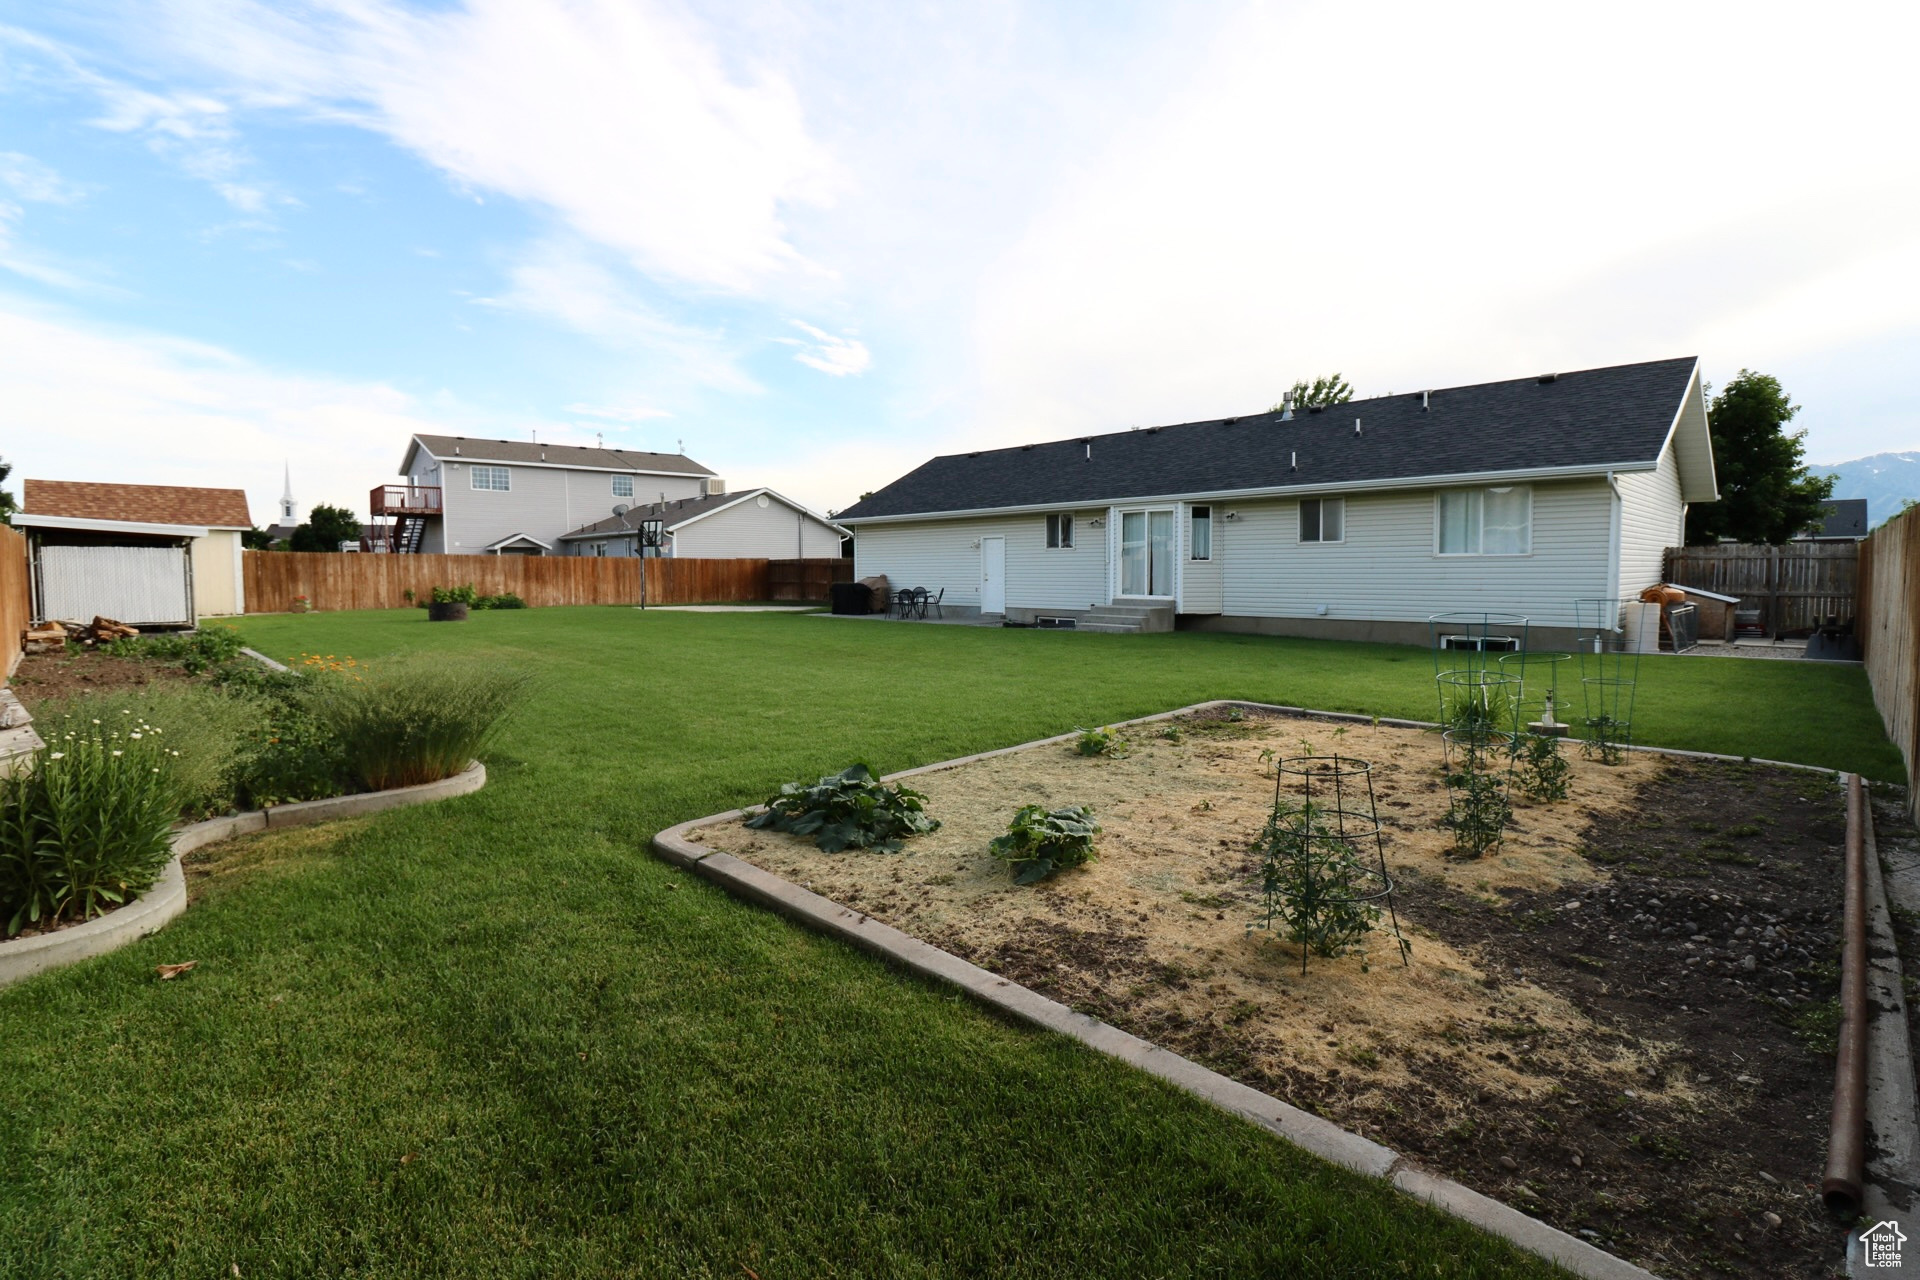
[280,463,297,524]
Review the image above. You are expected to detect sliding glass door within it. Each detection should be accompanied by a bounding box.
[1118,508,1175,597]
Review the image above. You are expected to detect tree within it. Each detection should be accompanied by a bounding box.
[1683,370,1834,545]
[290,503,363,552]
[0,457,17,526]
[241,526,278,550]
[1271,374,1354,412]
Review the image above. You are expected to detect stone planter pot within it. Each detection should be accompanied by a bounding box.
[427,601,470,622]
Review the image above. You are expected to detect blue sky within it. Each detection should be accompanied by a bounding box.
[2,1,1915,526]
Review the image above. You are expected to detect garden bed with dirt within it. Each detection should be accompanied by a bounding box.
[11,648,197,704]
[690,706,1855,1278]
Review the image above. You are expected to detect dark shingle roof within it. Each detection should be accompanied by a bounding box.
[410,434,713,476]
[559,490,754,540]
[837,357,1699,521]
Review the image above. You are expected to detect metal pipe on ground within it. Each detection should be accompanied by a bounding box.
[1823,773,1869,1215]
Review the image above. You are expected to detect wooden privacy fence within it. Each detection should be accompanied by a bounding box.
[240,552,829,613]
[1661,542,1860,637]
[0,524,27,677]
[1858,509,1920,824]
[768,557,854,602]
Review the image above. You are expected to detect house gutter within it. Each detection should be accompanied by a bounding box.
[837,459,1661,526]
[13,514,216,538]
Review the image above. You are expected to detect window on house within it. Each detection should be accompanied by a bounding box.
[612,475,634,498]
[1046,513,1074,548]
[1436,486,1531,554]
[1299,497,1345,543]
[1190,506,1212,560]
[471,465,510,492]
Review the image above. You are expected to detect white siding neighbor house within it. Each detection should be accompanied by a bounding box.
[17,480,254,625]
[371,435,721,555]
[836,357,1718,644]
[557,488,848,559]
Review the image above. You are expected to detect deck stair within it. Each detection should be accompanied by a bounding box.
[1077,603,1175,635]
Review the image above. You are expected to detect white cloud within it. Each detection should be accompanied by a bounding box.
[568,402,674,422]
[0,295,480,523]
[776,319,869,377]
[0,152,86,204]
[128,0,841,294]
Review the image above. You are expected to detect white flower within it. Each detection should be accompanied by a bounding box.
[111,750,123,757]
[130,733,142,740]
[121,709,132,715]
[91,718,101,725]
[49,752,64,760]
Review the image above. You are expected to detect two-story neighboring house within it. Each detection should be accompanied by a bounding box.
[371,435,720,555]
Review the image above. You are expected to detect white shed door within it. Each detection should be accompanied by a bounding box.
[38,545,194,626]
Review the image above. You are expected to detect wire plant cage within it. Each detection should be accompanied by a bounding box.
[1250,755,1408,975]
[1428,612,1529,855]
[1575,598,1644,764]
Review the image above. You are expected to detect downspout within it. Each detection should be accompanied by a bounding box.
[1605,471,1622,604]
[1823,774,1870,1214]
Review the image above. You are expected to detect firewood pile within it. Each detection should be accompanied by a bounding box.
[23,616,140,653]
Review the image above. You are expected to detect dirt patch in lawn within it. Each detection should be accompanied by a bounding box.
[692,707,1853,1278]
[9,648,193,708]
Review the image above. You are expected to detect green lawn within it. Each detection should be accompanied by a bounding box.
[0,610,1898,1278]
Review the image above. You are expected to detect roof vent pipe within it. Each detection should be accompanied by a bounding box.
[1354,418,1362,436]
[1290,450,1297,471]
[1280,395,1294,422]
[1422,390,1430,411]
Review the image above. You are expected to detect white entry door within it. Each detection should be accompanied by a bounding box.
[980,536,1006,613]
[1118,509,1175,597]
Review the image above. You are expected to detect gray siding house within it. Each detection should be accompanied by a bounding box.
[835,357,1718,644]
[379,435,719,555]
[558,488,848,559]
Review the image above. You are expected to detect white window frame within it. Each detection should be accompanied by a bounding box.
[612,475,634,498]
[1046,513,1074,549]
[1434,485,1532,556]
[1190,505,1212,560]
[1298,497,1345,545]
[471,465,511,492]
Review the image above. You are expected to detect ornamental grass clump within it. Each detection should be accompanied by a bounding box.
[746,764,938,853]
[303,655,532,791]
[0,715,178,935]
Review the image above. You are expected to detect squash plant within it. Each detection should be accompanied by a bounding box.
[990,804,1099,884]
[745,763,939,852]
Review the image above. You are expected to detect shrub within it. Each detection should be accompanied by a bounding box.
[1581,715,1629,766]
[302,654,532,791]
[1074,725,1128,758]
[1250,799,1382,959]
[745,764,939,853]
[427,584,478,606]
[37,687,265,819]
[0,715,179,934]
[478,593,527,610]
[1443,767,1512,857]
[989,804,1099,884]
[105,623,247,675]
[1515,732,1572,802]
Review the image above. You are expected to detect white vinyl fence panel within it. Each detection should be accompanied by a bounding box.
[38,545,194,626]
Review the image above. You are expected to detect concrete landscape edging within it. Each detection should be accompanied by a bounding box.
[0,760,485,989]
[652,699,1683,1280]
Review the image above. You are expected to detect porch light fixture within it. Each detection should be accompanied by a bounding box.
[1088,517,1105,528]
[1224,511,1240,522]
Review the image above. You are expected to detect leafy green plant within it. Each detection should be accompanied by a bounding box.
[428,584,478,606]
[38,687,265,819]
[477,592,527,610]
[1581,715,1629,765]
[1444,765,1511,857]
[989,804,1099,884]
[1249,799,1384,960]
[1514,732,1571,802]
[302,654,532,791]
[105,623,247,675]
[746,763,939,853]
[0,714,179,935]
[1074,726,1128,758]
[1442,680,1517,737]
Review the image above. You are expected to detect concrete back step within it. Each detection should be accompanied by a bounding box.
[1086,603,1175,633]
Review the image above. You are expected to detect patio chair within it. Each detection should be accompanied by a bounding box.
[922,587,944,619]
[892,588,918,619]
[909,586,934,620]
